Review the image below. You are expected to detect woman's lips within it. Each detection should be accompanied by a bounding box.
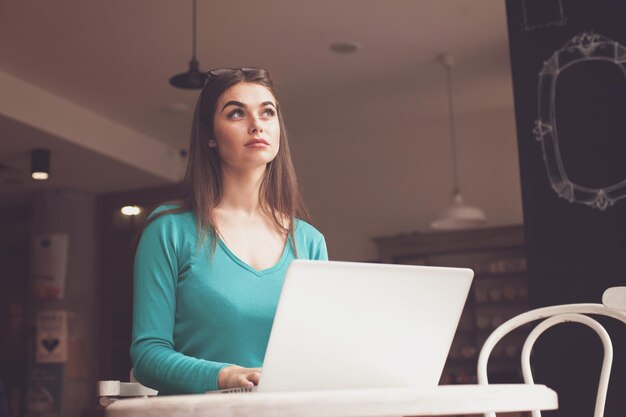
[245,138,270,147]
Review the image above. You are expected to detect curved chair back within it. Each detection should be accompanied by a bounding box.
[477,289,626,417]
[603,286,626,312]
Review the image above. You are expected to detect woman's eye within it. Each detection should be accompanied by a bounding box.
[262,108,276,117]
[227,109,244,119]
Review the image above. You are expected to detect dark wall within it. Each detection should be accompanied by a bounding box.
[506,1,626,416]
[0,205,30,417]
[97,184,180,381]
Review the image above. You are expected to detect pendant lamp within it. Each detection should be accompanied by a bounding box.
[169,0,204,89]
[430,53,487,230]
[31,148,50,181]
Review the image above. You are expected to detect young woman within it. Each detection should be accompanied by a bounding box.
[130,68,328,395]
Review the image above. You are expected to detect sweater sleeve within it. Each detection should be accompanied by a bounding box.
[313,235,329,261]
[130,212,230,394]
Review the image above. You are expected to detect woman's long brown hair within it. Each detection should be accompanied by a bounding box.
[148,68,311,256]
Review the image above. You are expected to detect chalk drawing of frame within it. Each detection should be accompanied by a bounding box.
[534,32,626,210]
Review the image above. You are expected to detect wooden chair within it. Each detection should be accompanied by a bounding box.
[477,287,626,417]
[98,369,157,406]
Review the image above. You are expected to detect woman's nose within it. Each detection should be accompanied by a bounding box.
[249,119,263,134]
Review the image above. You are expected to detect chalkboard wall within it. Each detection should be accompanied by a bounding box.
[506,1,626,416]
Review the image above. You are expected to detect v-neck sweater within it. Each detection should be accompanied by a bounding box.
[130,205,328,395]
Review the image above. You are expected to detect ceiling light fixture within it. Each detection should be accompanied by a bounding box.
[31,148,50,181]
[330,41,360,54]
[169,0,204,89]
[431,53,487,230]
[120,205,142,216]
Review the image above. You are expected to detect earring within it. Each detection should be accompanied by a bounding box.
[208,139,217,147]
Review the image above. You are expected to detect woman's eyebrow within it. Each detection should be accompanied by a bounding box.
[221,100,277,112]
[222,100,245,112]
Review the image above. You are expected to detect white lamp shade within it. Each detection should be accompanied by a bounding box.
[431,192,487,230]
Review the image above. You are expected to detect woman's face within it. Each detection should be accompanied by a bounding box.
[211,82,280,170]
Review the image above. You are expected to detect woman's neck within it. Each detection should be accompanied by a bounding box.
[217,165,267,214]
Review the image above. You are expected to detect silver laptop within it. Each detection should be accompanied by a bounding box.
[219,259,473,393]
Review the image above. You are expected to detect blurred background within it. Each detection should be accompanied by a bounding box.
[1,1,625,417]
[0,0,521,261]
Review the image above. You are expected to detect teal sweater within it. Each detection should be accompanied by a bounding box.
[130,206,328,394]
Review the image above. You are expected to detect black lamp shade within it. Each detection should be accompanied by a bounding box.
[169,58,204,89]
[31,148,50,178]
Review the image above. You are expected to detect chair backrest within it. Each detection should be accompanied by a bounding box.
[477,288,626,417]
[602,286,626,312]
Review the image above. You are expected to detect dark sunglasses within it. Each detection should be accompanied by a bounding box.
[204,67,265,85]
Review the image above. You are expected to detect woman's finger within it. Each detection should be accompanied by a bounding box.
[239,375,254,387]
[247,371,261,385]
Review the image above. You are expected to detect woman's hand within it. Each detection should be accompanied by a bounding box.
[217,365,262,389]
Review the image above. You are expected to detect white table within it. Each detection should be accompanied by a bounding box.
[105,384,558,417]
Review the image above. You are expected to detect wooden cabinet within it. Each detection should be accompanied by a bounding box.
[373,225,529,384]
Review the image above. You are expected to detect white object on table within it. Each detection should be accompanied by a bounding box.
[98,380,158,406]
[105,384,557,417]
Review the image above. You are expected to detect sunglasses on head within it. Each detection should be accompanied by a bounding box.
[204,67,265,85]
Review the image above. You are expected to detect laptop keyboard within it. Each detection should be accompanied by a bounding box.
[215,386,258,394]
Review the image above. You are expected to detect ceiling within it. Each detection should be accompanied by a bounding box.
[0,0,514,201]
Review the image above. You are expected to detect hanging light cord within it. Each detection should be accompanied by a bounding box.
[192,0,197,61]
[445,61,460,195]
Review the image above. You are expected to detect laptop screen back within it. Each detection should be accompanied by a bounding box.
[258,260,473,392]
